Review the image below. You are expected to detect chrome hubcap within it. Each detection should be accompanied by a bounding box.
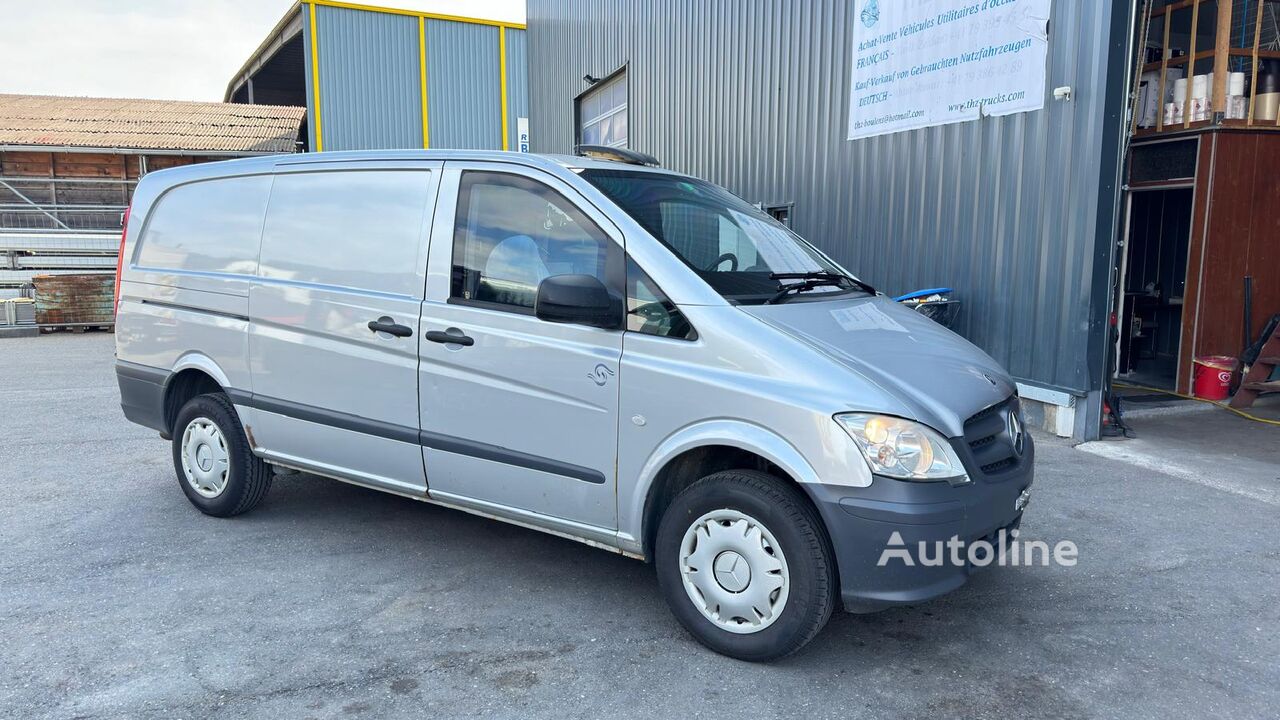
[679,509,789,634]
[180,417,230,499]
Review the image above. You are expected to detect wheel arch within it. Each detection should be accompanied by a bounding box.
[162,353,234,433]
[631,420,825,561]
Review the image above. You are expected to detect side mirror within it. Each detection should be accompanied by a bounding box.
[535,274,621,329]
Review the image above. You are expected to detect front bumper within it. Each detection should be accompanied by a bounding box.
[809,436,1034,613]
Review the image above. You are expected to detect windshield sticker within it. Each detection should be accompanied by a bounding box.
[830,303,908,333]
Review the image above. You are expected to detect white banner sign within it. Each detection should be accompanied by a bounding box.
[848,0,1051,140]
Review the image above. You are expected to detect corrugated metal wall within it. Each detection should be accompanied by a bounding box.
[300,2,528,152]
[505,29,530,152]
[425,20,500,149]
[315,5,422,151]
[527,0,1128,409]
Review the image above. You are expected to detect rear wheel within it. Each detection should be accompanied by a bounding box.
[655,470,836,661]
[171,393,272,517]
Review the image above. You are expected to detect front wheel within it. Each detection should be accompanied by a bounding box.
[655,470,836,661]
[171,393,272,517]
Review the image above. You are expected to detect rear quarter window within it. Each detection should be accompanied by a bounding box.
[136,175,272,275]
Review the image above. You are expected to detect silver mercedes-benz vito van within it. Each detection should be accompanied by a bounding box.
[115,148,1033,661]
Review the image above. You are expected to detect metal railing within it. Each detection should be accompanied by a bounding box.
[0,176,127,289]
[0,176,133,232]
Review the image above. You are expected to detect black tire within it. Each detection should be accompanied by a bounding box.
[171,393,272,517]
[654,470,836,662]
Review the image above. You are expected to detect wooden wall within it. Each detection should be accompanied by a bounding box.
[1179,131,1280,392]
[0,148,227,210]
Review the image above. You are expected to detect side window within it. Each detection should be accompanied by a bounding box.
[451,171,616,312]
[259,170,433,297]
[136,175,271,274]
[627,257,696,340]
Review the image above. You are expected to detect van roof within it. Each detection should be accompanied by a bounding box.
[270,149,676,173]
[137,149,683,187]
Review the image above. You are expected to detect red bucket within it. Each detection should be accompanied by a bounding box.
[1192,355,1235,400]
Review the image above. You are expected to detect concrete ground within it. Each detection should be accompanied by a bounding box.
[1082,393,1280,506]
[1,333,1277,720]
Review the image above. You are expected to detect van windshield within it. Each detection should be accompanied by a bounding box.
[579,169,870,304]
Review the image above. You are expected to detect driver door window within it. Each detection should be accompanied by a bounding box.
[450,171,615,312]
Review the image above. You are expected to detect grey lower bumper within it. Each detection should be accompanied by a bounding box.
[809,438,1035,613]
[116,360,169,433]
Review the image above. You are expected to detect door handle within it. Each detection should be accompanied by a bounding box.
[368,316,413,338]
[425,328,475,347]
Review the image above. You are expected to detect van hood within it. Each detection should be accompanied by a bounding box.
[740,294,1015,437]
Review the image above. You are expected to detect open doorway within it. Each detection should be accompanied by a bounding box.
[1117,188,1193,389]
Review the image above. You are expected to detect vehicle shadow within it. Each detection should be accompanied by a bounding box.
[252,471,1044,671]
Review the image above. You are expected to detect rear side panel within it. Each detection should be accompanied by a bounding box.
[115,161,278,431]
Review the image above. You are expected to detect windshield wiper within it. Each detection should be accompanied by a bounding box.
[766,277,848,304]
[769,271,847,280]
[766,271,876,304]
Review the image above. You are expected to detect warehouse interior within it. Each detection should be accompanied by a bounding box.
[1118,187,1193,389]
[1118,0,1280,410]
[225,5,309,147]
[228,37,306,109]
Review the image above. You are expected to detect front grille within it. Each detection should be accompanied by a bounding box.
[962,396,1022,479]
[969,434,996,450]
[980,457,1016,474]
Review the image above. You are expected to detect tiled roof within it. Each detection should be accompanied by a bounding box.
[0,94,305,154]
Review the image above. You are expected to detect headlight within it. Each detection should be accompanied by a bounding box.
[835,413,969,483]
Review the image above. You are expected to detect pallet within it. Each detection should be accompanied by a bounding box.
[38,323,114,334]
